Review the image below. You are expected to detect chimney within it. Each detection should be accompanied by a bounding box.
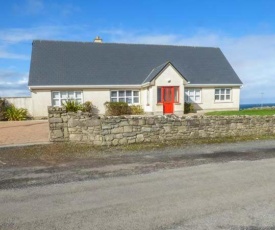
[94,36,103,43]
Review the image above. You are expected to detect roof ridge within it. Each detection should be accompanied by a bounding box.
[32,39,220,49]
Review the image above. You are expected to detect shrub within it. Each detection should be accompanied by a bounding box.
[82,101,93,112]
[4,104,28,121]
[129,105,144,115]
[0,98,6,121]
[184,102,194,114]
[104,102,131,116]
[63,100,84,112]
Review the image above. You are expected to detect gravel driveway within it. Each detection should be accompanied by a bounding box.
[0,120,49,146]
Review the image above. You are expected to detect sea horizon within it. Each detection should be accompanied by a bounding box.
[240,103,275,110]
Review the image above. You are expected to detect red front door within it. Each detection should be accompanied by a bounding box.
[162,87,174,114]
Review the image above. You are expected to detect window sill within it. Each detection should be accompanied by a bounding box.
[214,101,233,103]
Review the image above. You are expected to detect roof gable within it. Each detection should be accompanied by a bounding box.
[143,62,188,84]
[28,40,243,87]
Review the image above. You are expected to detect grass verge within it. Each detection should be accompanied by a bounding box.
[205,109,275,116]
[0,135,275,167]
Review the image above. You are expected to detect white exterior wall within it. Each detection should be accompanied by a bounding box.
[31,90,52,117]
[141,87,154,113]
[83,89,110,114]
[5,97,33,116]
[191,87,241,112]
[151,65,186,115]
[29,84,241,117]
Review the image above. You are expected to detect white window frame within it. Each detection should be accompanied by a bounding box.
[185,88,201,103]
[215,88,231,102]
[52,91,83,106]
[110,90,140,104]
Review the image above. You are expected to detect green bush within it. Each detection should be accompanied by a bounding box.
[4,104,28,121]
[129,105,144,115]
[63,100,84,112]
[104,102,131,116]
[82,101,93,112]
[184,102,194,114]
[0,98,6,121]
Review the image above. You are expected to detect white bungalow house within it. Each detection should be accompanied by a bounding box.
[28,37,242,117]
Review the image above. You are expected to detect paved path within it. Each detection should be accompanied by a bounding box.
[1,158,275,230]
[0,120,49,146]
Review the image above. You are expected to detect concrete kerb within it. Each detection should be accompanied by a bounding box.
[0,142,52,149]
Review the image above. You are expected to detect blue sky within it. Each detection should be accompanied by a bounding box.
[0,0,275,104]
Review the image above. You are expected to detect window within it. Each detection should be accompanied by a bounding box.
[52,91,83,106]
[215,88,231,102]
[110,90,140,104]
[185,88,201,103]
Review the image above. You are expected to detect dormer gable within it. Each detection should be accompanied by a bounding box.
[142,62,189,85]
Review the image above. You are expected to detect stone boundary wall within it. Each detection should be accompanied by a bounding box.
[48,107,275,145]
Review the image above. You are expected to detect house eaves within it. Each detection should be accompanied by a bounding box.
[29,85,142,90]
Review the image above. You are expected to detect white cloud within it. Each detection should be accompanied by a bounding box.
[103,30,275,104]
[0,25,88,60]
[0,26,66,44]
[0,50,29,60]
[0,70,29,97]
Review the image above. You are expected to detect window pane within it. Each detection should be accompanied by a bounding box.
[221,95,225,100]
[226,95,230,100]
[126,91,131,96]
[184,94,188,102]
[119,91,125,97]
[111,98,117,102]
[68,92,74,99]
[226,89,230,94]
[221,89,225,94]
[133,91,139,97]
[174,87,179,102]
[190,95,195,102]
[61,92,68,99]
[52,92,59,99]
[215,89,219,94]
[126,97,132,104]
[111,91,117,97]
[134,97,139,103]
[157,88,161,103]
[195,96,200,101]
[75,92,82,98]
[215,95,219,100]
[61,99,67,105]
[119,98,125,102]
[52,99,59,106]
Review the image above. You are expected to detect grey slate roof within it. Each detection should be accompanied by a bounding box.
[28,40,242,86]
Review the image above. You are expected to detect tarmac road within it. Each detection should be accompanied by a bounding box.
[1,146,275,229]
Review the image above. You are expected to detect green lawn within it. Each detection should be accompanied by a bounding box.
[205,109,275,116]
